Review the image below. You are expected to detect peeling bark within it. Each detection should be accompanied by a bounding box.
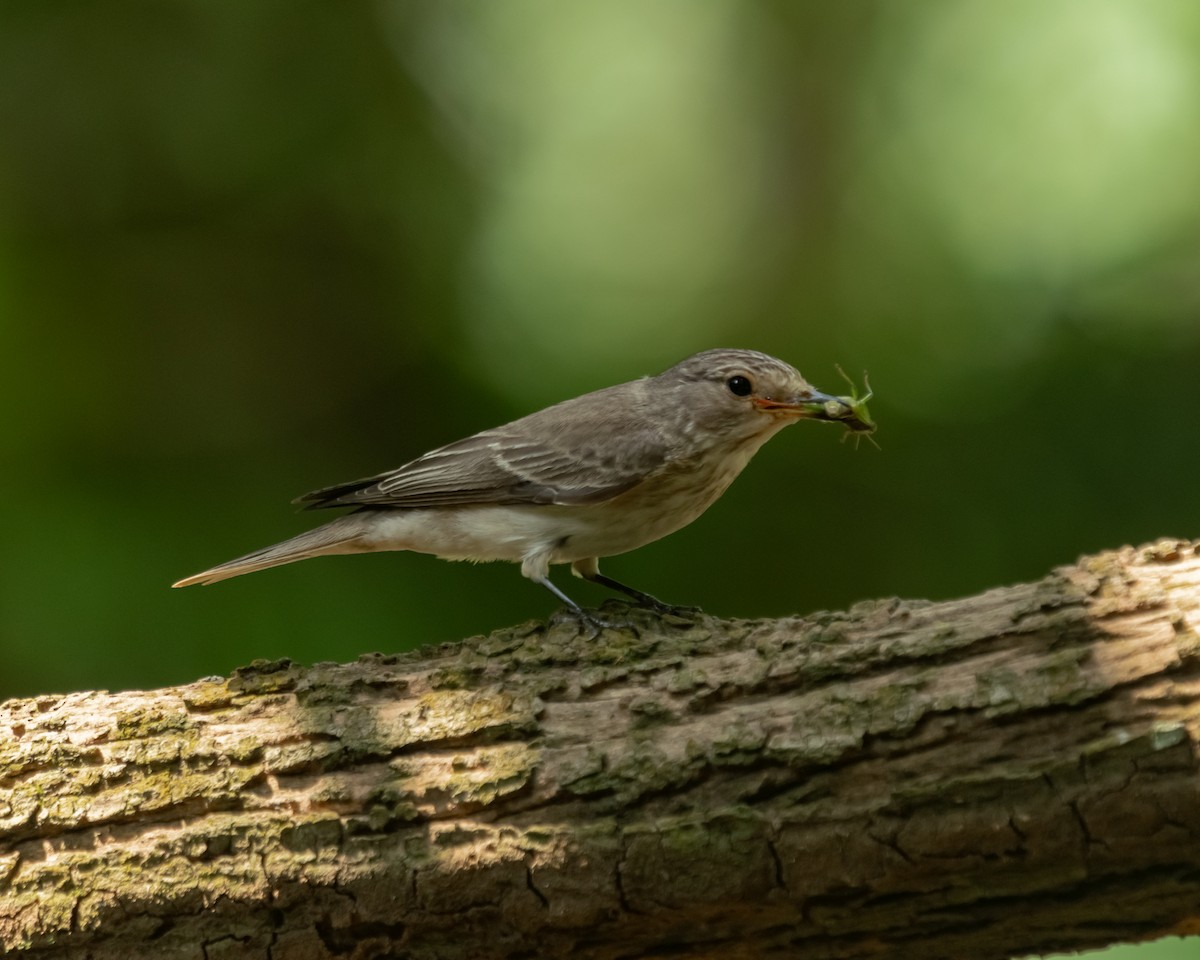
[2,538,1200,959]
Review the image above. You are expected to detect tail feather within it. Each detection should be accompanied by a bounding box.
[172,515,371,588]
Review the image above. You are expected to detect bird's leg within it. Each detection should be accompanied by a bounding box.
[570,559,699,616]
[535,573,584,615]
[536,576,621,637]
[521,550,618,635]
[585,572,670,609]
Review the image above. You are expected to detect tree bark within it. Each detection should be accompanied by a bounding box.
[2,538,1199,959]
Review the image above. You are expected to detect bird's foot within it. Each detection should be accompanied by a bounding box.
[579,571,700,620]
[548,596,701,640]
[549,605,629,639]
[636,596,702,619]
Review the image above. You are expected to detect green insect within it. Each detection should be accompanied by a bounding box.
[820,365,878,447]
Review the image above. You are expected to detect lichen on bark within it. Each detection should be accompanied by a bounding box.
[1,538,1199,959]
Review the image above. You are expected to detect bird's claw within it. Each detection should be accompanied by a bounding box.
[550,605,628,639]
[639,598,701,619]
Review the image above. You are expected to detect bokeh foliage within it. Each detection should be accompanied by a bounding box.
[0,5,1197,954]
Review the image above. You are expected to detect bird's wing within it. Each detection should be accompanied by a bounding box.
[296,386,671,511]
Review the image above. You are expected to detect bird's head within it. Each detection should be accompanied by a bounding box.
[659,349,875,442]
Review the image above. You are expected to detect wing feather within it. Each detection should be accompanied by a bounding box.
[295,381,671,511]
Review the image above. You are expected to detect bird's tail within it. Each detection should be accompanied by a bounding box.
[172,514,373,588]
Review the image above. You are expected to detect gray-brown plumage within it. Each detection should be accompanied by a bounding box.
[173,349,872,617]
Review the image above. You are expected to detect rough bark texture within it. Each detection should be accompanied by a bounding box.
[2,538,1200,959]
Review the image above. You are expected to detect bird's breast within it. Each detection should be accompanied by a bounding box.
[548,429,775,561]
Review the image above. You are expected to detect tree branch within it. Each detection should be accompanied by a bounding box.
[2,538,1199,959]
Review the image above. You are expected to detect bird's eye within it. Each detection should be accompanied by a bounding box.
[726,375,753,397]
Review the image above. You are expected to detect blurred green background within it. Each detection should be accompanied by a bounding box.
[1,2,1197,954]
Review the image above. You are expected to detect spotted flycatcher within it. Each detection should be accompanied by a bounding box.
[173,349,874,616]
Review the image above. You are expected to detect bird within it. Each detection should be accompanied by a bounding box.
[173,349,874,620]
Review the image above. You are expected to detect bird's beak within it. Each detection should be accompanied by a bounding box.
[752,389,840,416]
[754,388,876,434]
